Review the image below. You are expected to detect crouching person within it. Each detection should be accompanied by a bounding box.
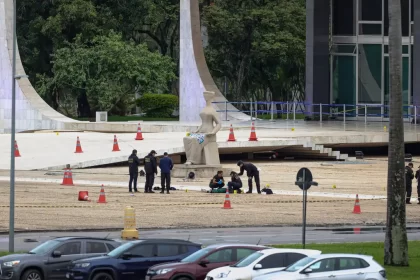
[228,171,242,193]
[209,170,225,190]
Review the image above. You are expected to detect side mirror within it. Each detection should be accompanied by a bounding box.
[122,252,132,260]
[254,264,262,270]
[199,259,209,266]
[302,268,313,274]
[52,251,62,258]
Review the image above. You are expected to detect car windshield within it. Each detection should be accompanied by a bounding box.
[29,240,61,255]
[107,242,136,257]
[181,248,212,263]
[231,252,263,267]
[285,257,315,272]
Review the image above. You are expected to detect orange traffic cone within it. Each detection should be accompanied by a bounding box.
[78,191,91,202]
[97,185,107,203]
[14,140,21,157]
[248,122,258,141]
[135,123,144,140]
[75,136,83,153]
[227,124,236,142]
[61,168,74,186]
[222,189,233,209]
[112,135,120,152]
[352,194,361,214]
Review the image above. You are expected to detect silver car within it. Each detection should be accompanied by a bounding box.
[253,254,387,280]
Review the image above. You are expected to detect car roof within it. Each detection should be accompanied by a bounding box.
[316,254,373,259]
[129,239,201,246]
[204,244,269,249]
[52,237,120,242]
[259,248,322,255]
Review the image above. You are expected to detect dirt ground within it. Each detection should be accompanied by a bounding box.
[0,157,419,231]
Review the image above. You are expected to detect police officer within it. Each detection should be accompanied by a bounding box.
[128,149,140,193]
[159,152,173,194]
[144,150,158,193]
[415,165,420,204]
[405,162,414,204]
[237,160,261,194]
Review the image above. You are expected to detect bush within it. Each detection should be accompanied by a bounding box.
[136,94,178,118]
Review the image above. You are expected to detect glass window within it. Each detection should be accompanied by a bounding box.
[285,257,315,272]
[286,253,307,266]
[181,248,212,263]
[332,55,356,116]
[338,258,369,270]
[206,249,234,263]
[359,24,382,35]
[258,253,287,269]
[157,244,179,257]
[107,242,136,258]
[106,243,116,251]
[130,244,155,258]
[29,240,61,255]
[384,56,410,117]
[236,248,257,261]
[359,0,382,21]
[232,252,263,267]
[358,44,382,103]
[86,242,107,254]
[309,258,337,273]
[332,44,356,54]
[333,0,355,35]
[56,242,82,255]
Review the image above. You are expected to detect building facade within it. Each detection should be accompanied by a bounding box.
[306,0,418,118]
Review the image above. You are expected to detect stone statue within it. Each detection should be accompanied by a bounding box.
[183,91,221,165]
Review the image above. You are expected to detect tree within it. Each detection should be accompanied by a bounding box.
[384,0,409,266]
[38,32,176,116]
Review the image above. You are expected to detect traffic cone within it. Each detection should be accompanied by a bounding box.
[112,135,120,152]
[227,124,236,142]
[222,189,233,209]
[135,123,144,140]
[352,194,361,214]
[248,122,258,141]
[75,136,83,153]
[78,191,91,202]
[14,140,21,157]
[97,185,107,203]
[61,168,74,186]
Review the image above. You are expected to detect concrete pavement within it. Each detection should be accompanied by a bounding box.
[1,225,420,252]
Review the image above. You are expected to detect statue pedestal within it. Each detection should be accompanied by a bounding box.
[172,164,232,178]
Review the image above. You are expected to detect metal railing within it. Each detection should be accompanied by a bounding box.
[212,101,419,124]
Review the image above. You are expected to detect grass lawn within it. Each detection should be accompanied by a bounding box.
[274,242,420,280]
[76,116,179,122]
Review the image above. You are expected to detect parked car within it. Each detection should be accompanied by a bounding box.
[0,236,120,280]
[252,254,387,280]
[205,248,321,280]
[146,244,269,280]
[67,239,201,280]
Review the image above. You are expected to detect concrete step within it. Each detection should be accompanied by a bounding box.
[314,145,324,153]
[339,154,348,160]
[347,157,357,162]
[323,147,332,155]
[331,150,340,159]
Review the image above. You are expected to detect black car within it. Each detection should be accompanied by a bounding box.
[0,237,120,280]
[68,239,202,280]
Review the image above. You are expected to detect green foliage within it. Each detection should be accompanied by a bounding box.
[136,94,179,118]
[273,242,420,280]
[38,32,176,114]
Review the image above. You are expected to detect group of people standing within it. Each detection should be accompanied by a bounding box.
[405,162,420,204]
[128,149,173,194]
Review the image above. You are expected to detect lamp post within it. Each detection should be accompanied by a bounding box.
[9,0,28,253]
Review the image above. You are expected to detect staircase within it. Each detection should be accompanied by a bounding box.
[302,143,356,161]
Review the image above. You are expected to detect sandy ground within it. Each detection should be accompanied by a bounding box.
[0,158,419,231]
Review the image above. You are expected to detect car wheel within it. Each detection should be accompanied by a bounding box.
[92,272,114,280]
[176,277,192,280]
[21,269,43,280]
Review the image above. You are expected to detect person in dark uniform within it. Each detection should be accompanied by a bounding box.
[227,171,242,193]
[237,160,261,194]
[415,165,420,204]
[128,149,140,193]
[159,152,173,194]
[209,171,225,190]
[144,150,157,193]
[405,162,414,204]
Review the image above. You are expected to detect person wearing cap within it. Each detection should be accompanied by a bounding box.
[127,149,140,193]
[144,150,158,193]
[405,162,414,204]
[415,165,420,204]
[237,160,261,194]
[159,152,173,194]
[228,171,242,193]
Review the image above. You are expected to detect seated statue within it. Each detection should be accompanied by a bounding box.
[183,91,221,165]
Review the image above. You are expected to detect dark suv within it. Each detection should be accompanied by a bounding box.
[68,239,201,280]
[0,237,120,280]
[146,244,268,280]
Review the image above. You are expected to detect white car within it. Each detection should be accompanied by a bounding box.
[252,254,387,280]
[205,248,321,280]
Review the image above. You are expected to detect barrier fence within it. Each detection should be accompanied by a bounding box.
[212,101,419,124]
